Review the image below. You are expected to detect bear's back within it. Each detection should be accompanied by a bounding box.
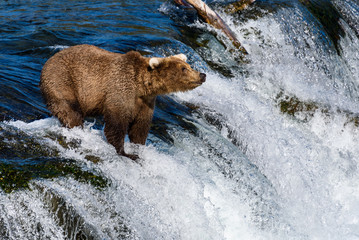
[40,45,126,115]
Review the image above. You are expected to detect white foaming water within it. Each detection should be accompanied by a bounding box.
[176,2,359,239]
[2,117,271,239]
[1,1,359,239]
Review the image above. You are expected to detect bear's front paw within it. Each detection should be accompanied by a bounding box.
[121,152,141,163]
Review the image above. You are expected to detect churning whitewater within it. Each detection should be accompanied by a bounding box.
[1,0,359,239]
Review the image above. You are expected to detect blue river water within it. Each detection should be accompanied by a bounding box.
[1,0,359,239]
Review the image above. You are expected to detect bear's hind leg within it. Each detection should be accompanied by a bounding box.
[49,100,84,128]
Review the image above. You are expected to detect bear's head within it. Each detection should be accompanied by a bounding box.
[147,54,206,95]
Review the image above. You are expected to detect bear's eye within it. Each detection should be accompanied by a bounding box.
[182,67,188,73]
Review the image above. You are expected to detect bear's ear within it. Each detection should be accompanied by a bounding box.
[149,57,164,69]
[172,54,187,62]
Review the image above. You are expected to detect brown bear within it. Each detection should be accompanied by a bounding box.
[40,44,206,160]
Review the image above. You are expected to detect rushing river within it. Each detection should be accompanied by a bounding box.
[1,0,359,239]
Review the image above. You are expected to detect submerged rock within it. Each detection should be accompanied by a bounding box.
[0,125,108,193]
[276,91,359,127]
[0,158,108,193]
[298,0,345,53]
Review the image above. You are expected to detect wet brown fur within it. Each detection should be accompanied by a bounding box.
[40,44,205,159]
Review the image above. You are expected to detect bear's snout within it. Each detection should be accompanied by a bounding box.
[200,73,206,83]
